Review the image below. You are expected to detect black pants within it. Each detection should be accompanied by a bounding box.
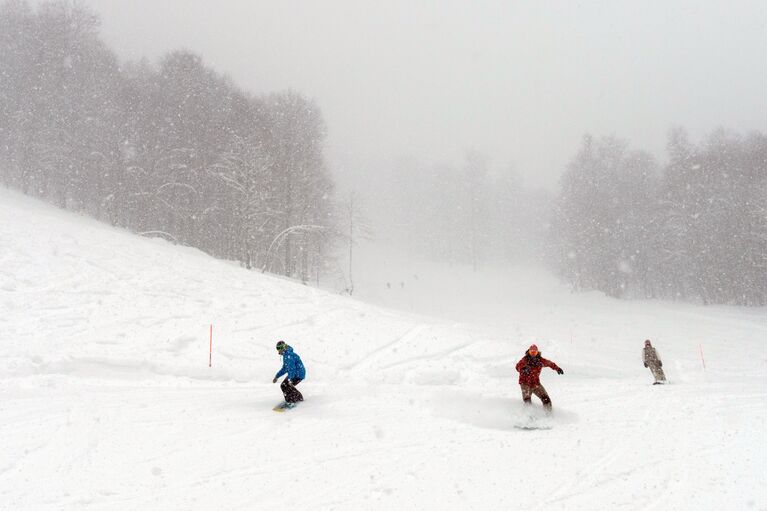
[281,378,304,403]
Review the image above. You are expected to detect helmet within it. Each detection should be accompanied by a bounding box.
[276,340,288,352]
[644,339,652,347]
[528,344,539,356]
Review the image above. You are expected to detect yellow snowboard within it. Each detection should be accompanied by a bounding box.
[273,402,297,412]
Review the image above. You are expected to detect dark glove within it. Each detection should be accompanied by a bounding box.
[272,377,278,384]
[658,361,662,367]
[556,368,564,375]
[644,363,648,368]
[521,367,531,375]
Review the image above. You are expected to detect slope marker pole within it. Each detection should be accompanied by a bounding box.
[699,342,706,370]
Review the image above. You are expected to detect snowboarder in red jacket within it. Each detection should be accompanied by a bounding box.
[515,344,563,412]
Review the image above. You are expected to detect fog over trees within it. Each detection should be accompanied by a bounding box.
[358,153,550,270]
[0,1,336,283]
[549,130,767,305]
[1,0,765,305]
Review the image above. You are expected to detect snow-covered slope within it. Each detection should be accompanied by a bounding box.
[1,188,766,510]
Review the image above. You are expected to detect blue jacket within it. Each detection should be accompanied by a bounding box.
[275,346,306,380]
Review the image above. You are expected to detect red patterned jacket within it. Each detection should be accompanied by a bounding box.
[516,353,561,386]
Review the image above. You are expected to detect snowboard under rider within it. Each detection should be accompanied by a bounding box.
[643,339,666,385]
[273,341,306,407]
[515,344,563,412]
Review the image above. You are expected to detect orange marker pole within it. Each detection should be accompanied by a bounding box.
[209,324,213,367]
[699,343,706,370]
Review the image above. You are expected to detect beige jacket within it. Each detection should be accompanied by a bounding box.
[643,346,662,366]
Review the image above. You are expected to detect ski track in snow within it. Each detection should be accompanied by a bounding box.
[1,188,767,510]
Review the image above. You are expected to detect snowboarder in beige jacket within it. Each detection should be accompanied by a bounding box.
[643,339,666,384]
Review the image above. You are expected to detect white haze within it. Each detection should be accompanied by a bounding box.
[2,5,766,507]
[81,0,767,189]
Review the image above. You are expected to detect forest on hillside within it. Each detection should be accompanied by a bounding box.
[0,0,336,283]
[1,0,765,305]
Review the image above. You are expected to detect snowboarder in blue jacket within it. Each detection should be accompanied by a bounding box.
[272,341,306,406]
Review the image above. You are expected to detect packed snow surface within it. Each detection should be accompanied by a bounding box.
[1,188,766,510]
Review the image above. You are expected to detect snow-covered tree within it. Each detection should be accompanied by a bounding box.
[551,129,767,305]
[0,0,339,285]
[551,135,660,297]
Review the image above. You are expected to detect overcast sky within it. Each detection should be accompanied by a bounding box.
[81,0,767,189]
